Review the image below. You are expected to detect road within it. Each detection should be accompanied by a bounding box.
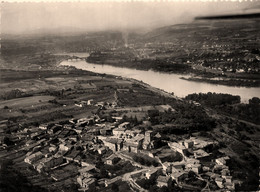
[117,152,164,192]
[122,168,149,192]
[115,152,148,169]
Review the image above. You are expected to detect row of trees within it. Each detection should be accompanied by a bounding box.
[0,89,30,100]
[133,155,159,167]
[185,92,241,106]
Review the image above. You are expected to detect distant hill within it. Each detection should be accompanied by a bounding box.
[195,13,260,20]
[141,17,260,42]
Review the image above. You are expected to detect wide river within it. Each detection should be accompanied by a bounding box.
[60,54,259,103]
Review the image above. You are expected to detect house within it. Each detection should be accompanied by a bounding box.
[118,122,130,129]
[186,163,201,174]
[81,159,94,167]
[88,128,101,135]
[112,116,123,122]
[124,130,134,138]
[36,156,63,172]
[124,135,143,153]
[193,149,209,159]
[145,168,159,179]
[223,175,232,183]
[168,142,187,155]
[48,125,62,134]
[100,128,112,136]
[191,137,216,149]
[215,177,224,188]
[105,176,122,187]
[221,169,230,176]
[171,171,186,183]
[77,118,94,126]
[75,101,87,107]
[69,135,78,142]
[143,130,154,150]
[186,158,200,165]
[106,154,120,165]
[39,124,49,130]
[157,176,171,187]
[117,88,130,93]
[78,177,96,190]
[172,162,185,172]
[112,128,125,137]
[124,142,139,153]
[97,147,106,155]
[216,157,227,165]
[79,165,96,177]
[214,164,229,170]
[0,120,8,125]
[184,140,194,148]
[100,137,123,152]
[64,150,80,162]
[24,152,43,164]
[69,118,77,124]
[87,99,94,105]
[154,132,161,139]
[95,102,105,108]
[59,143,73,152]
[49,146,57,153]
[64,124,73,129]
[225,181,235,190]
[75,127,84,134]
[97,179,105,187]
[162,162,172,174]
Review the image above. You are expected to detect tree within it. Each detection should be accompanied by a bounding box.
[111,183,119,192]
[3,137,14,146]
[100,167,108,178]
[249,97,260,105]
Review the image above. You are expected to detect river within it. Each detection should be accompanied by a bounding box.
[60,54,259,103]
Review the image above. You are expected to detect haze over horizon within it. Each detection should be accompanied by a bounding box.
[1,1,259,35]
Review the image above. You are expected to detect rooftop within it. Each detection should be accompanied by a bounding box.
[79,165,96,173]
[157,175,170,183]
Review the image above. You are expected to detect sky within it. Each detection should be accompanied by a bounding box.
[1,1,259,34]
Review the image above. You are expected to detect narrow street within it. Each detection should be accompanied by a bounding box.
[122,168,149,192]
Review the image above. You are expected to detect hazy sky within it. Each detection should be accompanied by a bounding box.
[1,1,259,34]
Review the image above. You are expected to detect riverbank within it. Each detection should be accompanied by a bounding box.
[86,53,260,88]
[60,60,260,103]
[180,77,260,88]
[53,52,260,88]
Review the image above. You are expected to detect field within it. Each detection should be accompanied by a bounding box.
[0,68,175,127]
[0,96,55,109]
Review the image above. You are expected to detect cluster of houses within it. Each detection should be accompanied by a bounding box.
[16,98,237,192]
[98,126,156,154]
[77,165,97,191]
[163,137,235,190]
[213,156,234,190]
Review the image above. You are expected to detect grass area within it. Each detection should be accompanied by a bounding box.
[0,96,55,109]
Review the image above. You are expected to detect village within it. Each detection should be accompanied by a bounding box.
[0,95,237,192]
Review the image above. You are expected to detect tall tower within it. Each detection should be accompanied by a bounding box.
[144,130,153,143]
